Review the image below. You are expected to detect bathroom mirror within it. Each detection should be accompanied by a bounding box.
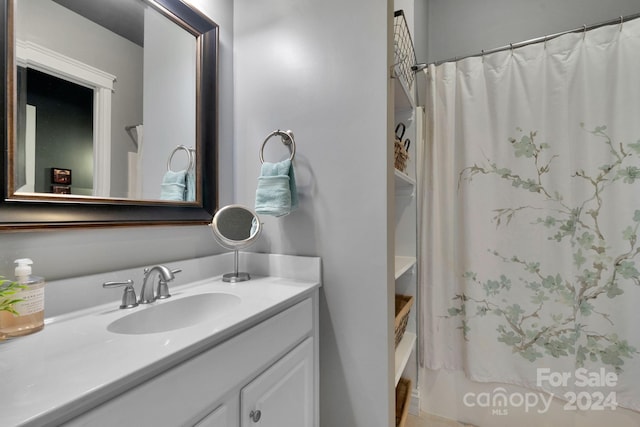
[0,0,218,229]
[210,205,262,283]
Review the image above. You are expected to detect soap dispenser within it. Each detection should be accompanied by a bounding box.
[0,258,45,338]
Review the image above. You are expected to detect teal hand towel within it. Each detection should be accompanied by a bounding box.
[160,170,187,201]
[255,159,298,216]
[186,169,196,202]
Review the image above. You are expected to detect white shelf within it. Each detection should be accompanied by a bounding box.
[395,256,416,279]
[394,77,415,111]
[394,332,416,386]
[394,169,416,188]
[394,170,415,197]
[391,14,418,398]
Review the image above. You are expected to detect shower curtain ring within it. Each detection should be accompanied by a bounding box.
[620,16,624,31]
[583,24,587,40]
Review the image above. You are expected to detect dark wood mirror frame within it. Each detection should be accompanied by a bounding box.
[0,0,218,230]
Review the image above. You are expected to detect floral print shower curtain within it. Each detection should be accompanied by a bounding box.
[422,17,640,412]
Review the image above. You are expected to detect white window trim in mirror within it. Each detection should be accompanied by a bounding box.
[15,40,116,197]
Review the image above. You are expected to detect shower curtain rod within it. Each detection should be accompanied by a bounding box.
[412,11,640,71]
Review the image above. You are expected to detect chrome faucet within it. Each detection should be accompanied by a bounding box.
[139,265,181,304]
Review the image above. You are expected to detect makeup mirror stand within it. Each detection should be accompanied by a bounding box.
[224,249,250,283]
[210,204,262,283]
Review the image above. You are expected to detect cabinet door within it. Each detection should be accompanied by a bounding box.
[241,337,313,427]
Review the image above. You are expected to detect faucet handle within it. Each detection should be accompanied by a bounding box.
[156,268,182,300]
[156,280,171,300]
[103,280,138,309]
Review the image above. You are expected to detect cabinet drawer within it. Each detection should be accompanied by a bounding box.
[66,298,313,426]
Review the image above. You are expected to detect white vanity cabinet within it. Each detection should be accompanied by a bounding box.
[65,295,318,427]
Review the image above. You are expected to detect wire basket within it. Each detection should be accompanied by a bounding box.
[394,138,409,173]
[394,122,409,173]
[395,377,412,427]
[395,294,414,348]
[393,10,416,93]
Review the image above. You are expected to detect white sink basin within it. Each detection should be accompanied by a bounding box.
[107,292,241,335]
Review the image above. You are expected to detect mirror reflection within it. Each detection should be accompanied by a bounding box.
[14,0,198,202]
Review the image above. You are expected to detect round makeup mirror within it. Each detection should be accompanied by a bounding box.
[210,204,262,282]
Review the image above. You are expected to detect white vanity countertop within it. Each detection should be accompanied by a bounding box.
[0,270,320,426]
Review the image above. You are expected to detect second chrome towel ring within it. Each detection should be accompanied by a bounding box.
[259,129,296,164]
[167,145,195,172]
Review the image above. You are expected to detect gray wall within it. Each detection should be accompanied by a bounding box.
[233,0,392,426]
[141,7,196,199]
[425,0,640,63]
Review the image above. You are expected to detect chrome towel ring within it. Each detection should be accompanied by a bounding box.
[167,145,195,172]
[259,130,296,164]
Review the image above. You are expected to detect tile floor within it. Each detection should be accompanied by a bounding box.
[405,412,476,427]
